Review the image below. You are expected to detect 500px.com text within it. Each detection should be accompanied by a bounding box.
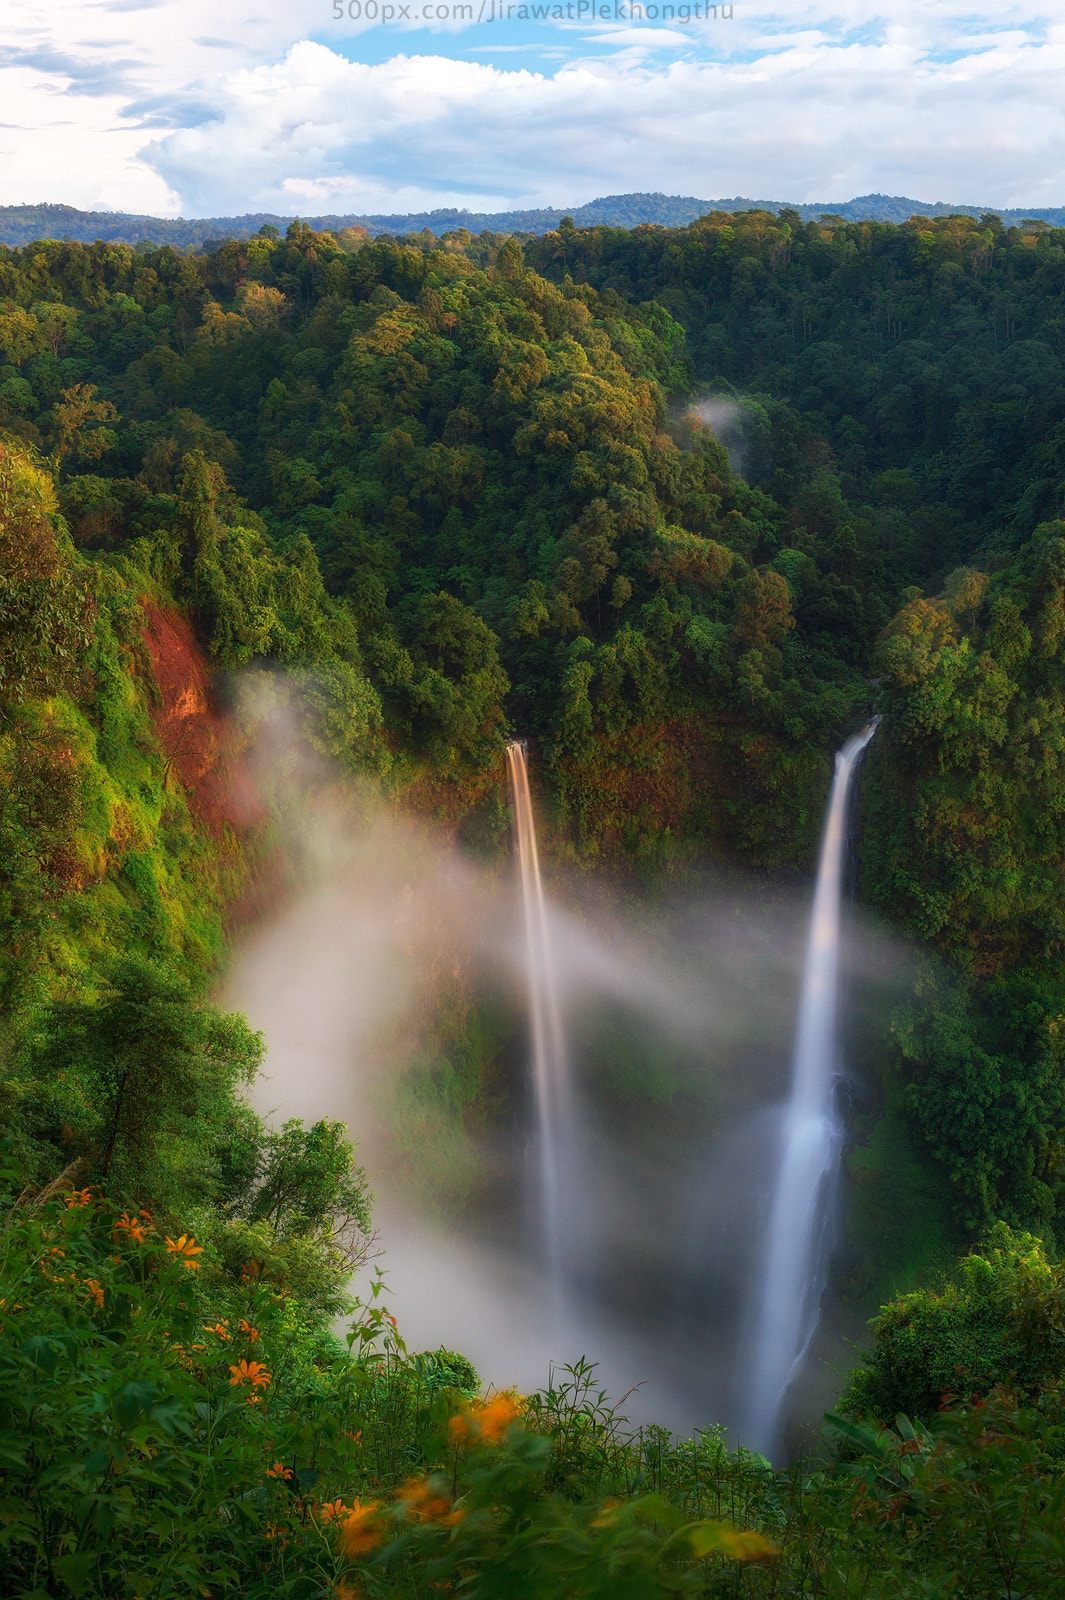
[331,1,734,22]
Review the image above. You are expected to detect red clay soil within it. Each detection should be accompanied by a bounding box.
[141,602,236,837]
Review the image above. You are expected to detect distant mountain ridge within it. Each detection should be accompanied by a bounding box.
[2,192,1064,248]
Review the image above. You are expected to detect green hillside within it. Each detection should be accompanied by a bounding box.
[4,213,1065,1595]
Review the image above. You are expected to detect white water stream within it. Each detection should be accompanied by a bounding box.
[506,741,573,1303]
[744,721,878,1457]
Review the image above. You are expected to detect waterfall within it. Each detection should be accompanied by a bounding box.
[506,740,572,1299]
[744,720,878,1458]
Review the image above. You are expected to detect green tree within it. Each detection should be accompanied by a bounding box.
[239,1116,373,1267]
[392,592,510,770]
[22,956,263,1216]
[0,443,92,709]
[51,383,119,467]
[840,1224,1065,1422]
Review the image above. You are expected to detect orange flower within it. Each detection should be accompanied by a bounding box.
[239,1318,260,1342]
[317,1499,354,1523]
[114,1212,148,1244]
[448,1393,521,1447]
[266,1461,293,1480]
[204,1322,232,1341]
[337,1501,383,1558]
[64,1188,93,1209]
[590,1499,621,1528]
[477,1394,522,1441]
[84,1279,104,1309]
[396,1477,462,1525]
[165,1234,204,1271]
[229,1359,272,1390]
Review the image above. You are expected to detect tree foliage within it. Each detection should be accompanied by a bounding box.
[865,527,1065,1231]
[840,1224,1065,1422]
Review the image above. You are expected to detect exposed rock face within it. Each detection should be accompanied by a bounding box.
[141,601,235,835]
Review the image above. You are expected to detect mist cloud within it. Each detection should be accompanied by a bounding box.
[218,677,908,1432]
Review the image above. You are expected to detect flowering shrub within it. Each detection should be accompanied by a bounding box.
[0,1174,396,1597]
[7,1160,1056,1599]
[0,1170,779,1598]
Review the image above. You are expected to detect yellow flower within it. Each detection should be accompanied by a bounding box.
[396,1477,462,1525]
[337,1501,383,1557]
[685,1520,779,1563]
[165,1234,204,1271]
[448,1393,522,1447]
[229,1359,272,1390]
[590,1498,621,1528]
[716,1528,779,1562]
[114,1212,148,1244]
[317,1499,354,1523]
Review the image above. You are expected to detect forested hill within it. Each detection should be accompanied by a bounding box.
[8,207,1065,1593]
[5,209,1065,1250]
[4,191,1065,249]
[0,208,1062,1193]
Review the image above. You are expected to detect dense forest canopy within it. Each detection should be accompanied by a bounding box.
[5,209,1065,1219]
[5,208,1065,1594]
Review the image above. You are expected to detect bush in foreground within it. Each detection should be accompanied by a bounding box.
[4,1163,1065,1597]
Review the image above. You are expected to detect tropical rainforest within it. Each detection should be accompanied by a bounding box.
[4,208,1065,1594]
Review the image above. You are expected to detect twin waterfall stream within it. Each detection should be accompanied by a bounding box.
[743,721,879,1456]
[506,726,878,1458]
[504,741,573,1308]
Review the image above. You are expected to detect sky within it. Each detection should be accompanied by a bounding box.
[1,0,1063,218]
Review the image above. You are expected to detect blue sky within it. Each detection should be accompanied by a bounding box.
[1,1,1062,217]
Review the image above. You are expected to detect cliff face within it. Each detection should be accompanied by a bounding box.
[141,601,233,837]
[0,442,251,1012]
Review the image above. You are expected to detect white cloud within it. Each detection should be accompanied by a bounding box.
[1,1,1064,216]
[0,0,301,212]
